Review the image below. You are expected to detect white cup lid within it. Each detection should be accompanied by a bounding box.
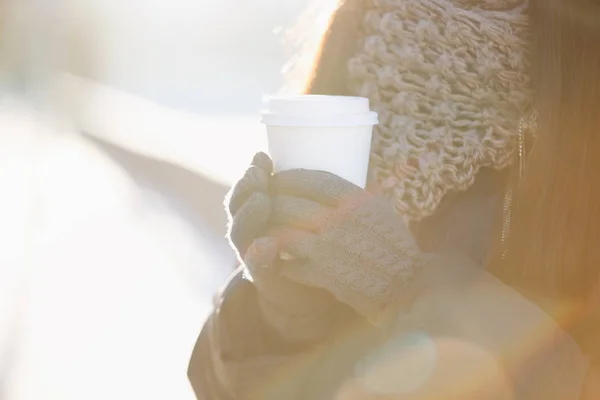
[261,95,378,127]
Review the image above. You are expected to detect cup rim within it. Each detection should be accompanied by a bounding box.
[261,111,378,127]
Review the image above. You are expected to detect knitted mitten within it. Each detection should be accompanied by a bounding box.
[244,236,337,342]
[266,169,426,320]
[226,152,273,259]
[226,153,336,342]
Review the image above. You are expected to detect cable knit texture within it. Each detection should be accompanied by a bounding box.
[347,0,531,221]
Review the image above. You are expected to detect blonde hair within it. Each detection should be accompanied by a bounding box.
[279,0,342,95]
[489,0,600,300]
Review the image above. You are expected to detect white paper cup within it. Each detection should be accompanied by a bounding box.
[261,95,378,188]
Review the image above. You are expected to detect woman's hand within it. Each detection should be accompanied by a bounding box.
[225,154,351,343]
[226,152,273,259]
[226,153,425,321]
[263,167,425,320]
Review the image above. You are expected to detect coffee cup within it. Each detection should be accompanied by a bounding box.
[261,95,378,188]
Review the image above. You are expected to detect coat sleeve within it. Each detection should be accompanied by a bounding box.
[187,266,347,400]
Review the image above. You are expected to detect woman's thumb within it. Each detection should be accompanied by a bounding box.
[244,237,280,273]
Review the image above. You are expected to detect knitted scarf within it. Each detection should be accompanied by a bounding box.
[307,0,531,223]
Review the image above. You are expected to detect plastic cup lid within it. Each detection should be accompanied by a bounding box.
[261,95,378,127]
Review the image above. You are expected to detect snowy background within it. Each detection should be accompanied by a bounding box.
[0,0,338,398]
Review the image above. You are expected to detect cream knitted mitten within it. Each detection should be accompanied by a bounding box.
[226,153,426,332]
[267,169,426,320]
[226,153,336,342]
[226,152,273,259]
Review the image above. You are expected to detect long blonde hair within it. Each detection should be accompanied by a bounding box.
[489,0,600,300]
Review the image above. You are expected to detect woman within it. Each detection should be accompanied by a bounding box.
[188,0,600,398]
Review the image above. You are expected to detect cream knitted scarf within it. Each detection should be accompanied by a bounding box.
[346,0,531,222]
